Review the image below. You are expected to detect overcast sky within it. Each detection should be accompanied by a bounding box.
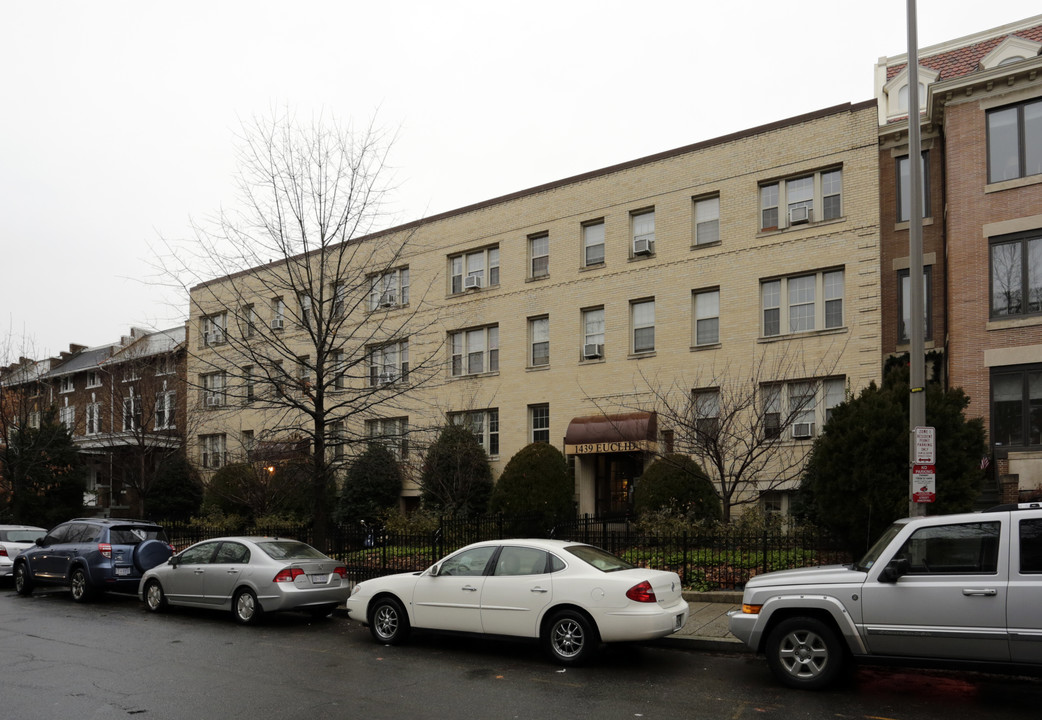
[3,1,1039,358]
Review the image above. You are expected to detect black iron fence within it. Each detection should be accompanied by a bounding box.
[159,515,851,591]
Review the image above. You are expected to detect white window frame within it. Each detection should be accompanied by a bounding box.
[241,304,257,337]
[298,293,312,328]
[529,316,549,367]
[530,403,550,443]
[631,299,655,354]
[366,416,409,460]
[693,289,720,346]
[450,247,499,294]
[631,209,655,256]
[86,400,102,435]
[761,269,844,337]
[270,297,285,330]
[369,340,410,386]
[202,312,227,346]
[582,220,605,267]
[450,408,500,456]
[694,195,720,246]
[529,233,549,279]
[692,388,720,437]
[450,326,499,377]
[59,401,75,429]
[202,372,227,408]
[122,391,141,432]
[86,371,102,388]
[156,389,176,430]
[200,433,226,469]
[369,267,410,310]
[761,377,845,441]
[582,307,605,360]
[60,376,73,394]
[759,168,842,230]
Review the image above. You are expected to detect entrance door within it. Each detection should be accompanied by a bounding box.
[594,453,644,517]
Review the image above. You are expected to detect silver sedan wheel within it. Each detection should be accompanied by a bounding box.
[233,588,262,625]
[145,580,166,612]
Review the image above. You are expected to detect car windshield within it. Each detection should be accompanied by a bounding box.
[256,540,327,561]
[855,522,905,571]
[110,527,168,545]
[5,530,45,542]
[565,545,635,572]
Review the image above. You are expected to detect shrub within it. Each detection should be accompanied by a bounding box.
[144,452,203,522]
[489,443,574,532]
[420,423,492,516]
[633,454,720,522]
[337,443,403,523]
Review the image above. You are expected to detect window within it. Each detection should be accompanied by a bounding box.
[297,356,311,391]
[241,304,257,337]
[529,316,549,367]
[202,312,227,346]
[270,297,285,330]
[369,340,409,386]
[122,364,141,383]
[200,434,226,469]
[894,522,1000,575]
[202,372,227,408]
[530,403,550,443]
[450,247,499,293]
[529,233,549,278]
[243,365,255,403]
[987,99,1042,183]
[59,402,75,430]
[631,209,655,256]
[366,417,409,459]
[330,421,344,461]
[761,269,844,337]
[86,371,102,388]
[331,283,346,318]
[298,293,312,328]
[60,376,73,393]
[694,195,720,245]
[583,221,605,267]
[494,546,550,576]
[760,169,842,230]
[582,307,605,359]
[990,232,1042,317]
[156,389,176,430]
[450,409,499,456]
[332,351,347,390]
[369,267,410,310]
[1020,519,1042,574]
[692,389,719,438]
[631,299,655,354]
[450,326,498,376]
[898,267,933,342]
[761,377,845,440]
[155,356,173,376]
[86,400,102,435]
[991,364,1042,449]
[693,289,720,346]
[122,392,142,432]
[241,429,255,461]
[896,152,930,222]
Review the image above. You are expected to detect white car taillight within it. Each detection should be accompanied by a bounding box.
[625,580,657,603]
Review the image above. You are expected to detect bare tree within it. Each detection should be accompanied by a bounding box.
[586,344,847,522]
[153,110,443,547]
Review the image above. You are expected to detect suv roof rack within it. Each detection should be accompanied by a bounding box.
[983,502,1042,512]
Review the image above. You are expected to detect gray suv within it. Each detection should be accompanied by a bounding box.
[14,518,173,602]
[729,503,1042,689]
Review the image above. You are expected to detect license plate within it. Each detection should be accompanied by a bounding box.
[115,567,131,577]
[674,613,684,631]
[310,574,329,584]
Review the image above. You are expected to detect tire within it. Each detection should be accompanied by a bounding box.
[14,562,33,596]
[144,579,168,613]
[134,540,173,573]
[544,610,597,666]
[765,616,845,690]
[233,588,263,625]
[368,597,410,645]
[69,567,94,603]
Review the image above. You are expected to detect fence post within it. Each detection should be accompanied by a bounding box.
[682,531,688,588]
[761,528,769,576]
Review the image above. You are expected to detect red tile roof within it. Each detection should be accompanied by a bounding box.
[887,24,1042,81]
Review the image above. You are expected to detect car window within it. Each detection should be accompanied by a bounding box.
[77,523,101,543]
[440,546,496,577]
[110,527,166,544]
[1019,518,1042,574]
[893,521,1000,575]
[215,542,250,564]
[3,530,45,543]
[493,547,548,576]
[179,542,219,565]
[549,553,566,573]
[255,540,327,561]
[44,524,72,545]
[565,545,635,572]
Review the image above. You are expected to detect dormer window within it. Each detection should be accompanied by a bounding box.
[882,65,939,121]
[979,35,1041,71]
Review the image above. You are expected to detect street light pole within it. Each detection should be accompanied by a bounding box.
[906,0,927,517]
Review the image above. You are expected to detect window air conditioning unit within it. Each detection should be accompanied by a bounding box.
[633,236,654,255]
[583,343,604,359]
[792,422,814,439]
[463,275,482,290]
[270,318,284,330]
[789,206,811,225]
[379,371,397,385]
[205,395,221,408]
[379,291,398,308]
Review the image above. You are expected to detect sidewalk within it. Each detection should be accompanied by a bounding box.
[656,591,749,653]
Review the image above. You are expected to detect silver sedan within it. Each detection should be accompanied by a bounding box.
[0,525,46,578]
[139,536,349,624]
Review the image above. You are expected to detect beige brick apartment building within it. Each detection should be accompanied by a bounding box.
[188,101,883,517]
[876,14,1042,499]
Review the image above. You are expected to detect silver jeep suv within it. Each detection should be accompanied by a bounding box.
[729,503,1042,689]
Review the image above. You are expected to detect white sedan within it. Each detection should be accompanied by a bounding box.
[346,538,688,664]
[139,536,350,624]
[0,525,46,578]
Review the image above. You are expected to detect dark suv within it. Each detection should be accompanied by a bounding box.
[13,518,173,602]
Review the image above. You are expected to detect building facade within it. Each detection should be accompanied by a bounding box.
[188,101,883,518]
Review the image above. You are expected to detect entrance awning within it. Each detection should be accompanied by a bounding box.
[564,412,657,455]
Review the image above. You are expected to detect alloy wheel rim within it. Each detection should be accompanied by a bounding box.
[779,630,828,678]
[375,606,398,639]
[552,619,584,657]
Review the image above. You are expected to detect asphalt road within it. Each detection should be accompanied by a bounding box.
[2,584,1040,720]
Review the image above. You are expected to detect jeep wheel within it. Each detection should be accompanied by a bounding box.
[765,616,844,690]
[69,567,95,603]
[14,562,33,596]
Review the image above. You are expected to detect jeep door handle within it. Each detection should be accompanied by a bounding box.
[530,587,549,593]
[226,569,239,574]
[193,569,205,574]
[962,588,997,596]
[461,585,478,592]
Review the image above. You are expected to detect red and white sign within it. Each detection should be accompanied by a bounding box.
[914,426,936,465]
[913,464,936,503]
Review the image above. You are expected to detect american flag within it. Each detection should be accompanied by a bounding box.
[980,455,991,471]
